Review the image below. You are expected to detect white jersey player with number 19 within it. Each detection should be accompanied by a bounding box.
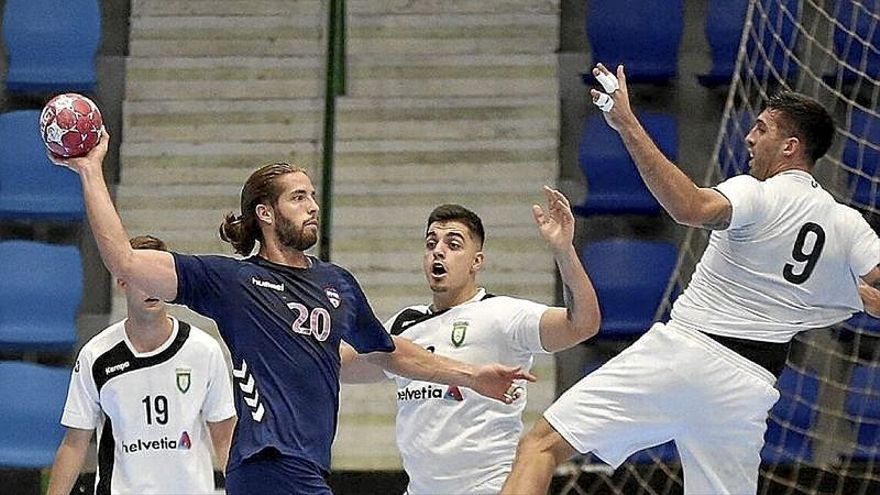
[342,192,602,494]
[62,317,235,494]
[503,66,880,495]
[47,235,236,495]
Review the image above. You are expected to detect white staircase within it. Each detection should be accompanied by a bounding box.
[118,0,561,472]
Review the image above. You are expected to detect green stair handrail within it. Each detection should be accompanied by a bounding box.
[319,0,346,261]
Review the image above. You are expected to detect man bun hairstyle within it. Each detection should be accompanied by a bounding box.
[219,162,309,256]
[427,204,485,248]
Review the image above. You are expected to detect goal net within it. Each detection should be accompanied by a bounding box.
[557,1,880,493]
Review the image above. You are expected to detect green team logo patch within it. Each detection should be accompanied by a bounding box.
[451,321,468,347]
[176,367,191,394]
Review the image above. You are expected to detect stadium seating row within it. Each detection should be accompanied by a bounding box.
[0,0,96,472]
[0,239,81,469]
[2,0,101,94]
[587,0,877,88]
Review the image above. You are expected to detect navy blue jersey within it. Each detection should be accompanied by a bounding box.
[172,253,394,474]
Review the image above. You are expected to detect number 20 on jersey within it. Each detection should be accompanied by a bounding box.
[286,302,332,341]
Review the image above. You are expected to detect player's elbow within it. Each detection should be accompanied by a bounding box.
[668,203,709,228]
[107,248,138,280]
[669,210,701,228]
[572,303,602,342]
[571,313,601,343]
[668,187,728,229]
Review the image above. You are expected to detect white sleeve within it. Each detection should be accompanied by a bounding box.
[713,175,764,230]
[504,299,550,354]
[849,211,880,277]
[60,350,101,430]
[201,343,236,422]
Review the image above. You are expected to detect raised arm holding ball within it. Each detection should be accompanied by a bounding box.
[48,121,535,494]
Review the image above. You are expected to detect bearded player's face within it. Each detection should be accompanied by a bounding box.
[272,172,320,251]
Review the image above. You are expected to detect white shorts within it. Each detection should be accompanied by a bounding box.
[545,321,781,495]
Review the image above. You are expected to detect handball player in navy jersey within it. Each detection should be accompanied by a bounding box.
[50,133,534,494]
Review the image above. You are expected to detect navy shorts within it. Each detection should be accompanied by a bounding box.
[226,448,332,495]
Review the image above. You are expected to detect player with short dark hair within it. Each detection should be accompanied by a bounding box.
[51,137,533,495]
[47,235,236,495]
[502,64,880,495]
[342,188,601,494]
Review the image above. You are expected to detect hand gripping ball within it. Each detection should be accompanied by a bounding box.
[40,93,104,158]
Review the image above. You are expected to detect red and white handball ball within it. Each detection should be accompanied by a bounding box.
[39,93,104,158]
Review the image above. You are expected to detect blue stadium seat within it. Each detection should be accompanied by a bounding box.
[586,0,684,84]
[846,365,880,460]
[748,0,801,83]
[0,360,70,468]
[826,0,880,84]
[0,240,82,352]
[699,0,800,87]
[762,367,819,463]
[698,0,749,87]
[580,239,678,339]
[574,112,677,216]
[842,108,879,209]
[0,110,85,222]
[2,0,101,93]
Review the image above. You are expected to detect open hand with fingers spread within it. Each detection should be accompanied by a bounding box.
[590,63,636,132]
[532,186,575,255]
[468,363,536,404]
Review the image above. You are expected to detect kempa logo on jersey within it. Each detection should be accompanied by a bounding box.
[251,277,285,292]
[121,431,192,454]
[397,384,463,402]
[105,361,130,375]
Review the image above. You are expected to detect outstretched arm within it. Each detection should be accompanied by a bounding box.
[339,342,389,383]
[46,428,93,495]
[49,131,178,300]
[361,336,536,403]
[533,187,601,351]
[590,63,732,230]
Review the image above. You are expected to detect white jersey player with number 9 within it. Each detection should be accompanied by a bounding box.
[502,64,880,495]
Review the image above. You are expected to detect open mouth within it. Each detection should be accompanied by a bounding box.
[144,298,160,303]
[431,262,447,277]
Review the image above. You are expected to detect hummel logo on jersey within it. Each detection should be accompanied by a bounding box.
[324,286,341,308]
[105,361,130,375]
[398,384,464,402]
[233,359,265,422]
[121,431,191,453]
[251,277,285,292]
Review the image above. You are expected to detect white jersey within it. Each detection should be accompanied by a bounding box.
[61,317,236,495]
[671,171,880,342]
[384,289,549,495]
